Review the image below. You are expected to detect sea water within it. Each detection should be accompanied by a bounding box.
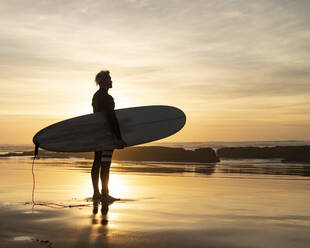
[0,145,310,247]
[1,140,310,153]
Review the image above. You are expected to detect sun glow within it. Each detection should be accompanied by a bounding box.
[108,171,129,198]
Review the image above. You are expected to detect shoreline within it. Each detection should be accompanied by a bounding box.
[1,145,310,163]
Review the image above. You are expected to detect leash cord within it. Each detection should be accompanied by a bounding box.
[31,146,92,209]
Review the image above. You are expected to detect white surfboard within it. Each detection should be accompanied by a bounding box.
[33,105,186,152]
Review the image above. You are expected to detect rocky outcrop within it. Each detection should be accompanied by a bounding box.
[0,146,219,163]
[281,146,310,163]
[113,146,219,163]
[217,146,310,162]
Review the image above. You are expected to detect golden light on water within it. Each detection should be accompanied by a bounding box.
[2,155,310,247]
[108,174,128,197]
[73,163,130,199]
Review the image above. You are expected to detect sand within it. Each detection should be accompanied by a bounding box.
[1,157,310,248]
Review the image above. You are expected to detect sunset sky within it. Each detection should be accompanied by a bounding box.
[1,0,310,143]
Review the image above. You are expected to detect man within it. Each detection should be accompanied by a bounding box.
[91,70,126,201]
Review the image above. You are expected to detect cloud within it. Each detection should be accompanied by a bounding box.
[0,0,310,127]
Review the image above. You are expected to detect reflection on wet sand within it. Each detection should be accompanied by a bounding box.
[1,157,310,247]
[28,158,310,177]
[217,159,310,177]
[112,162,217,176]
[75,201,110,247]
[92,200,109,225]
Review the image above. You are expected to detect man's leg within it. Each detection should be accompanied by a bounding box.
[91,151,102,199]
[100,149,113,197]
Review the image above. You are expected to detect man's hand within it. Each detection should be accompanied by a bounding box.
[116,139,127,149]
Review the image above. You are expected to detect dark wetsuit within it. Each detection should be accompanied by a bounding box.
[92,87,122,140]
[91,87,122,195]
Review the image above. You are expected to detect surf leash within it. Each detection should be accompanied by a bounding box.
[31,144,92,209]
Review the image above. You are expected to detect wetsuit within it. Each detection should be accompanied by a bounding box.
[92,87,122,195]
[92,87,122,140]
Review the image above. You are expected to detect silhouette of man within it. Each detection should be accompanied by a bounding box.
[91,70,126,201]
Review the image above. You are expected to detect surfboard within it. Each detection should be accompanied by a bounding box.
[33,105,186,152]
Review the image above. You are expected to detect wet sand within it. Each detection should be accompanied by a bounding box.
[1,157,310,248]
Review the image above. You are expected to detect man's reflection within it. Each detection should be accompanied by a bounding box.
[92,200,110,226]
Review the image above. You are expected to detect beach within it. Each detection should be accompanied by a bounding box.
[1,0,310,246]
[1,153,310,248]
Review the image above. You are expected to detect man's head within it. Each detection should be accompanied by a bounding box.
[95,70,112,89]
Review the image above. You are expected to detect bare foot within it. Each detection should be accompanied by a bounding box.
[93,192,101,200]
[101,194,120,203]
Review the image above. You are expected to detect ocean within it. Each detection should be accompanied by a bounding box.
[1,140,310,154]
[1,141,310,247]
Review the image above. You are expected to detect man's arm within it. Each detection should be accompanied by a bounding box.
[106,110,122,140]
[106,109,126,149]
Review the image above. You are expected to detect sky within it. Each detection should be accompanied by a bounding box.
[0,0,310,143]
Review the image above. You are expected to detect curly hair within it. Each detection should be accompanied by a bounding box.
[95,70,110,85]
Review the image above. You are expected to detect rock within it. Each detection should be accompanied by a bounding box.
[113,146,220,163]
[281,146,310,163]
[217,146,310,162]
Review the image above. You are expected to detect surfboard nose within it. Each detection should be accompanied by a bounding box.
[168,106,186,129]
